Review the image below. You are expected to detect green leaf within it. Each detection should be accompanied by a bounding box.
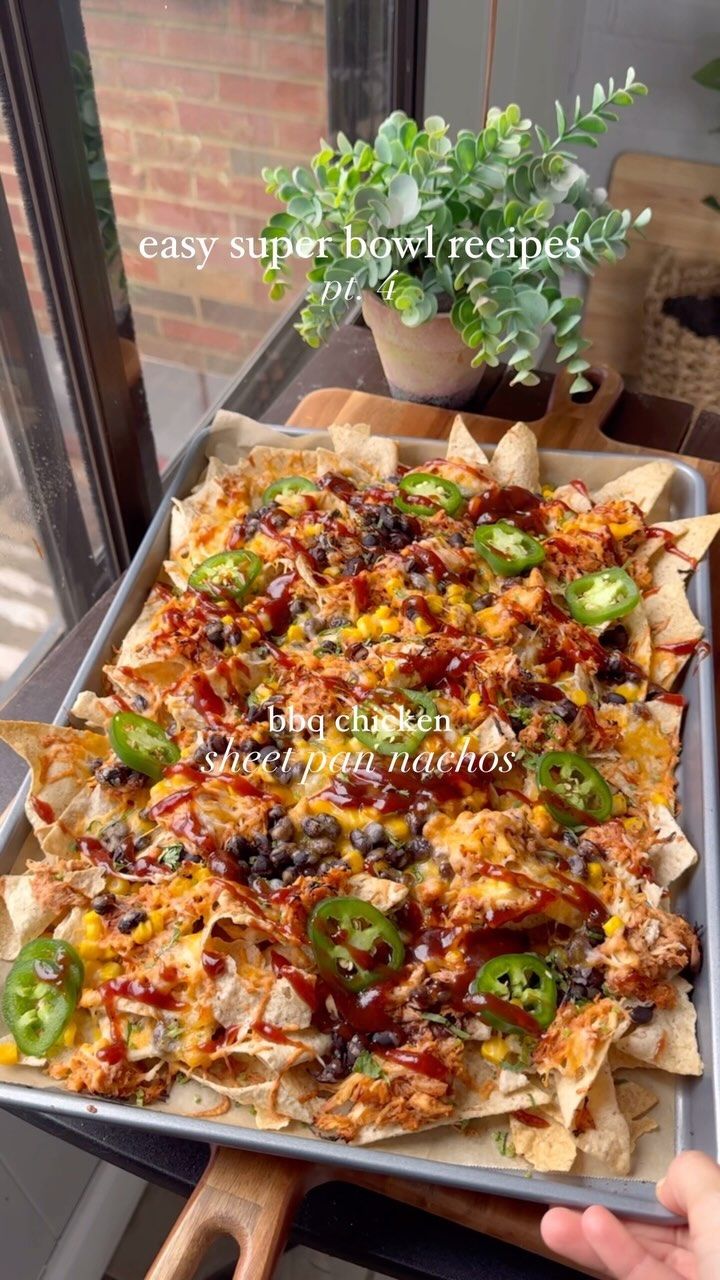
[456,135,477,173]
[353,1051,387,1079]
[693,58,720,91]
[159,844,185,871]
[420,1013,471,1040]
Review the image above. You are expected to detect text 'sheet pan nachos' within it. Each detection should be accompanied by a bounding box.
[1,417,717,1178]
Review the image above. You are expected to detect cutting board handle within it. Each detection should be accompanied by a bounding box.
[540,364,624,442]
[144,1147,306,1280]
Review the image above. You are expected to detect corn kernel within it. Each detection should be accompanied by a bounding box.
[379,616,400,635]
[615,683,638,702]
[531,805,554,835]
[426,594,443,614]
[83,911,103,940]
[375,604,391,619]
[107,876,130,896]
[79,941,103,960]
[0,1042,19,1065]
[383,659,398,680]
[132,920,154,944]
[96,962,122,982]
[385,816,409,841]
[467,692,482,713]
[414,616,433,636]
[221,613,233,625]
[286,623,304,644]
[357,614,379,640]
[650,791,667,806]
[568,689,588,707]
[344,849,364,874]
[150,909,165,933]
[385,575,402,593]
[342,626,362,644]
[62,1020,77,1047]
[447,584,465,602]
[481,1037,509,1064]
[587,861,603,887]
[603,915,624,938]
[611,792,627,816]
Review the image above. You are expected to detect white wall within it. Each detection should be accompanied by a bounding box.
[424,0,720,188]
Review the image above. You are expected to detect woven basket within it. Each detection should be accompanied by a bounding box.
[640,253,720,415]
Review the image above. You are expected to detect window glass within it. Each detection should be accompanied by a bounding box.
[70,0,329,465]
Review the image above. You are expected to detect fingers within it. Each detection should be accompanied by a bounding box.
[541,1206,607,1272]
[581,1205,679,1280]
[657,1152,720,1280]
[656,1150,720,1216]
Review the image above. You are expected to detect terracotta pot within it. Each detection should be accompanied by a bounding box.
[362,289,485,408]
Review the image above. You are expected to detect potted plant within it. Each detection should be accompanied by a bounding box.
[260,69,650,407]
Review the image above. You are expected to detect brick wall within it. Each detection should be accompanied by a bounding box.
[0,0,327,376]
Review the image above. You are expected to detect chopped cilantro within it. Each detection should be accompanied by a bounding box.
[493,1129,515,1158]
[420,1012,470,1040]
[159,844,185,870]
[353,1050,387,1079]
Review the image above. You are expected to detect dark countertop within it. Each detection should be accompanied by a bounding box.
[3,326,719,1279]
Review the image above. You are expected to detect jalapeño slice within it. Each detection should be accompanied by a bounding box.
[565,567,640,626]
[262,475,318,505]
[474,520,545,576]
[188,549,262,603]
[395,472,462,517]
[351,689,437,756]
[308,896,405,993]
[537,749,613,828]
[109,711,180,782]
[470,953,557,1035]
[2,938,84,1057]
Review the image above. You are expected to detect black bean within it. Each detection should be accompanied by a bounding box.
[204,620,226,649]
[318,858,345,873]
[207,732,229,756]
[406,836,432,860]
[132,694,149,711]
[281,867,298,885]
[562,829,579,848]
[363,820,388,847]
[267,804,286,828]
[91,893,116,916]
[304,617,321,638]
[597,652,640,684]
[346,643,369,660]
[309,837,336,859]
[289,598,306,618]
[270,815,294,843]
[270,846,292,869]
[603,691,627,704]
[473,592,495,610]
[226,835,262,863]
[371,1029,404,1048]
[448,533,465,547]
[630,1003,655,1025]
[345,1033,368,1068]
[117,908,148,935]
[350,829,369,853]
[384,845,410,869]
[250,854,272,876]
[95,763,146,790]
[407,810,427,837]
[555,698,578,725]
[567,855,587,878]
[302,814,341,840]
[292,848,318,869]
[599,623,629,651]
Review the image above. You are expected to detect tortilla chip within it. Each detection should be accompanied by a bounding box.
[616,1078,659,1127]
[611,979,702,1076]
[490,422,539,491]
[623,599,652,679]
[549,1002,630,1128]
[644,560,704,687]
[650,513,720,567]
[329,423,398,477]
[575,1063,631,1175]
[552,483,592,513]
[446,416,489,465]
[346,872,408,912]
[509,1112,577,1173]
[593,460,675,515]
[647,802,698,886]
[0,721,108,847]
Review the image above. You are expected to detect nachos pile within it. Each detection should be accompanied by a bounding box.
[1,417,717,1177]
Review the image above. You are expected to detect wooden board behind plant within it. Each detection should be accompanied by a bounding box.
[583,153,720,381]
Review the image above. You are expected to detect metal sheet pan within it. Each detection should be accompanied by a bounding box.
[1,423,718,1220]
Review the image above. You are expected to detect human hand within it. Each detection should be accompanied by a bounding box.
[540,1151,720,1279]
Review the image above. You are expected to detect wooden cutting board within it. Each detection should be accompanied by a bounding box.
[147,367,720,1280]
